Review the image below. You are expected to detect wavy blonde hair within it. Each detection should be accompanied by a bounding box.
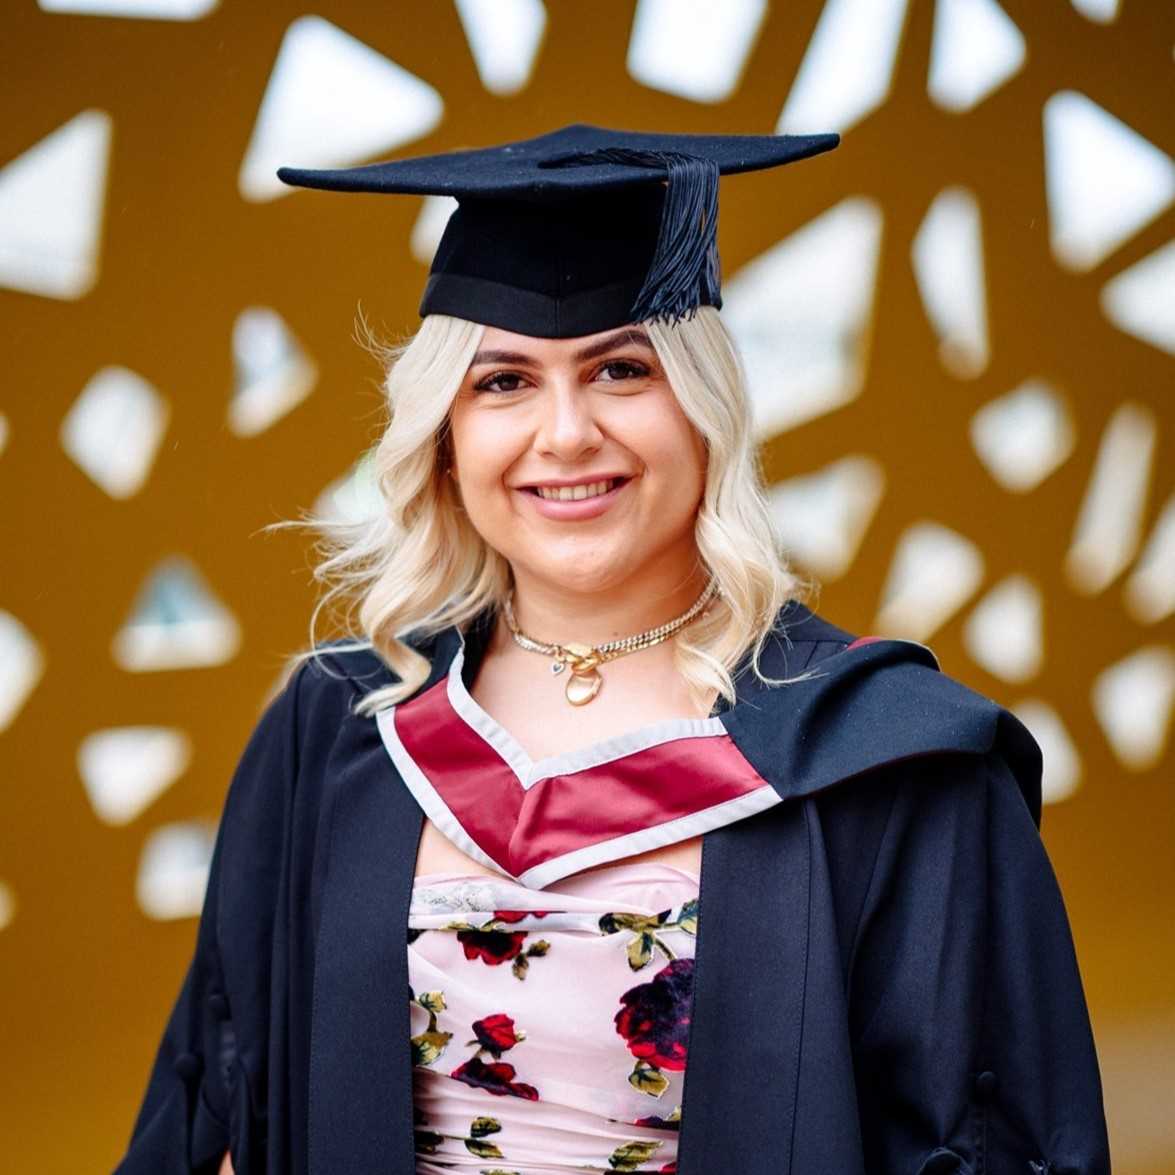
[274,306,819,715]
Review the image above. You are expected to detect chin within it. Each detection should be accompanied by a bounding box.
[510,548,639,594]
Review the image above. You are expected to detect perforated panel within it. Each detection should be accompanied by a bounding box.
[0,1,1171,1170]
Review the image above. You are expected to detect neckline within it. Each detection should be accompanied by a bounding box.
[415,859,701,886]
[447,630,730,790]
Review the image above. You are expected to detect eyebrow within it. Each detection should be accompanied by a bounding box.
[469,328,655,368]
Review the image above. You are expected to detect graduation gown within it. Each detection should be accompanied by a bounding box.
[113,600,1110,1175]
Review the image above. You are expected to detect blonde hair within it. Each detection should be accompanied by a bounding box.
[272,306,819,715]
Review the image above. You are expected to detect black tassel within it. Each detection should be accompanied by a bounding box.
[543,147,721,326]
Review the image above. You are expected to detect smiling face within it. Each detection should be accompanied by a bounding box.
[446,323,708,599]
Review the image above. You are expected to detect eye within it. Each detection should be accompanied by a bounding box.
[473,370,529,394]
[596,359,651,382]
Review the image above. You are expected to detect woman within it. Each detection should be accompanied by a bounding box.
[114,126,1110,1175]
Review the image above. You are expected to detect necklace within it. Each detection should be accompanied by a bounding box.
[502,578,720,706]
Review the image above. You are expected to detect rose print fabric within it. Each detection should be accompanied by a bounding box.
[408,860,700,1174]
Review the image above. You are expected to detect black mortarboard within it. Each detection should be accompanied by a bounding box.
[277,123,840,338]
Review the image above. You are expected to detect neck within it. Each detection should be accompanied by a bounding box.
[504,556,712,647]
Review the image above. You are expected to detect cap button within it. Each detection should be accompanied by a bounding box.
[173,1051,203,1081]
[208,993,230,1019]
[974,1069,998,1103]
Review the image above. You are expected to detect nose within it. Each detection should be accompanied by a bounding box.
[534,378,604,461]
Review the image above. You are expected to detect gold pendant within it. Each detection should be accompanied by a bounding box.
[556,643,603,705]
[565,669,602,705]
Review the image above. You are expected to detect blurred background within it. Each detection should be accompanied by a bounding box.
[0,0,1171,1170]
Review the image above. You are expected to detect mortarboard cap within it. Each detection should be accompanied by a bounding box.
[277,123,840,339]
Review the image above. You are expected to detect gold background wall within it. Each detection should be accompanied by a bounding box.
[0,1,1170,1171]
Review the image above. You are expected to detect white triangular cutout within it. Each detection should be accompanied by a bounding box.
[0,109,110,299]
[0,611,45,734]
[1125,494,1175,625]
[456,0,547,96]
[875,520,985,640]
[969,378,1075,492]
[1009,699,1082,803]
[136,821,216,920]
[60,365,170,498]
[1070,0,1119,23]
[963,573,1043,682]
[1092,646,1175,771]
[241,15,444,202]
[315,449,382,525]
[38,0,218,17]
[1100,238,1175,356]
[1065,401,1156,594]
[766,455,885,579]
[228,306,316,436]
[777,0,911,134]
[912,185,989,376]
[723,196,883,440]
[0,882,14,933]
[928,0,1025,113]
[113,556,241,672]
[79,726,191,825]
[1043,90,1175,271]
[411,195,458,265]
[628,0,767,104]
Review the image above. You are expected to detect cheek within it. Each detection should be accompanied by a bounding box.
[627,403,706,492]
[449,408,521,491]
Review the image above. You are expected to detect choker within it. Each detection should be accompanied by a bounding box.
[502,578,720,706]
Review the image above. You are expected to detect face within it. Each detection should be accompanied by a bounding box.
[447,323,708,596]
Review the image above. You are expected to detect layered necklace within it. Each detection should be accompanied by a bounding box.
[502,578,720,706]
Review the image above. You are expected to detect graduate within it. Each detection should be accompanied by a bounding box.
[113,125,1110,1175]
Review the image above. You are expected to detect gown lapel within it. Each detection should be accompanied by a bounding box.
[308,737,424,1175]
[676,790,813,1174]
[308,602,1041,1175]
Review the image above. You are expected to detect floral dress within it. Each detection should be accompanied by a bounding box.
[408,860,700,1175]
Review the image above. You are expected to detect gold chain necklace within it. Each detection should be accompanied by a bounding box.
[502,578,720,706]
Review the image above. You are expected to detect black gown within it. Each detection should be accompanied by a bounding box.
[112,600,1110,1174]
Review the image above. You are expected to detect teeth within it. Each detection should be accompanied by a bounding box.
[535,478,615,501]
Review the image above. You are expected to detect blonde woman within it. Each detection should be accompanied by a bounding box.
[115,126,1109,1175]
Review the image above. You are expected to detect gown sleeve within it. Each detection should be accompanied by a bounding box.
[112,663,307,1175]
[847,749,1111,1174]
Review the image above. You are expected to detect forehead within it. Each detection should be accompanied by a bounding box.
[471,324,653,364]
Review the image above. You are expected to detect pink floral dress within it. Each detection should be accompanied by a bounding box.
[408,860,700,1174]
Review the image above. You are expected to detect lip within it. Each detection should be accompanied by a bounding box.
[515,475,633,521]
[517,473,632,489]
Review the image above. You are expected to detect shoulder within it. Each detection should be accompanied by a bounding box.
[303,638,399,694]
[741,599,1043,826]
[294,628,444,703]
[229,636,421,781]
[769,596,858,672]
[213,636,423,857]
[761,597,946,680]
